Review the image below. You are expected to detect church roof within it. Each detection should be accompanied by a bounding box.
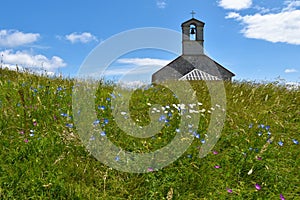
[153,54,235,80]
[181,18,205,27]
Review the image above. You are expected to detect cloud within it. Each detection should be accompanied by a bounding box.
[284,68,298,73]
[101,58,171,77]
[225,2,300,45]
[117,58,171,66]
[156,0,167,9]
[0,50,66,72]
[0,29,40,47]
[218,0,252,10]
[283,0,300,11]
[65,32,98,44]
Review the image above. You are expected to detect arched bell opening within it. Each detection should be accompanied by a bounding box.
[190,24,196,41]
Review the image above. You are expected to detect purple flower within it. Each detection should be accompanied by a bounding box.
[213,151,218,155]
[257,156,262,160]
[227,188,233,193]
[147,167,154,172]
[255,184,261,190]
[24,139,28,143]
[280,194,285,200]
[19,131,24,135]
[214,165,221,169]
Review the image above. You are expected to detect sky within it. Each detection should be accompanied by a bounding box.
[0,0,300,84]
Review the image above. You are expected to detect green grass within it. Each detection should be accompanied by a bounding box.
[0,67,299,199]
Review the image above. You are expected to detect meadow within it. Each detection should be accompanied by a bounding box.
[0,67,299,199]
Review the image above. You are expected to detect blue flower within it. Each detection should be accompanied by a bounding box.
[103,119,109,124]
[292,139,299,145]
[201,139,206,144]
[106,97,111,101]
[175,128,180,133]
[249,123,253,128]
[98,105,105,110]
[193,132,200,139]
[93,119,100,125]
[278,141,284,146]
[115,156,120,161]
[110,93,116,99]
[66,123,73,128]
[159,115,166,122]
[100,131,106,136]
[265,125,270,131]
[61,113,68,117]
[90,136,95,141]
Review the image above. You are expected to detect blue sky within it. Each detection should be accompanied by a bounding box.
[0,0,300,83]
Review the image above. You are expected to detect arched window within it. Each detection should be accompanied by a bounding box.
[190,24,196,40]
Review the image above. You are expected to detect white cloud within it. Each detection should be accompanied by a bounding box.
[218,0,252,10]
[283,0,300,11]
[65,32,98,44]
[157,0,167,9]
[238,10,300,45]
[0,50,66,73]
[285,68,298,73]
[117,58,171,66]
[0,29,40,47]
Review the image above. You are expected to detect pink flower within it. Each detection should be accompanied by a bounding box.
[33,121,37,126]
[255,184,261,190]
[214,165,221,169]
[213,151,218,155]
[227,188,233,193]
[147,167,154,172]
[19,131,24,135]
[280,194,285,200]
[24,139,28,143]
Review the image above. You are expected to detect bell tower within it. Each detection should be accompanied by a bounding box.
[181,12,205,55]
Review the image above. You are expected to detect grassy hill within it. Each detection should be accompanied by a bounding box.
[0,68,299,199]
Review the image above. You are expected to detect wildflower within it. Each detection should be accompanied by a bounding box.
[60,113,68,117]
[29,133,34,137]
[265,125,270,131]
[106,97,111,101]
[258,132,262,136]
[147,167,154,172]
[257,156,262,160]
[175,128,180,133]
[66,123,73,128]
[255,184,261,190]
[249,123,253,129]
[93,119,100,125]
[201,139,206,144]
[214,165,221,169]
[115,156,120,161]
[57,86,63,91]
[193,132,200,139]
[19,131,24,135]
[227,188,233,193]
[90,136,95,141]
[280,194,285,200]
[110,93,116,99]
[278,141,284,146]
[100,131,106,136]
[103,119,109,124]
[33,121,37,126]
[292,139,299,145]
[98,105,105,110]
[24,139,29,143]
[213,151,218,155]
[159,115,166,122]
[187,154,192,158]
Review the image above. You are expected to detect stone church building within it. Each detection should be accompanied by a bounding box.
[152,17,235,82]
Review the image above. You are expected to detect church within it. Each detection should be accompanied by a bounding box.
[152,15,235,82]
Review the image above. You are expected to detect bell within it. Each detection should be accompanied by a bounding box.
[190,27,196,34]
